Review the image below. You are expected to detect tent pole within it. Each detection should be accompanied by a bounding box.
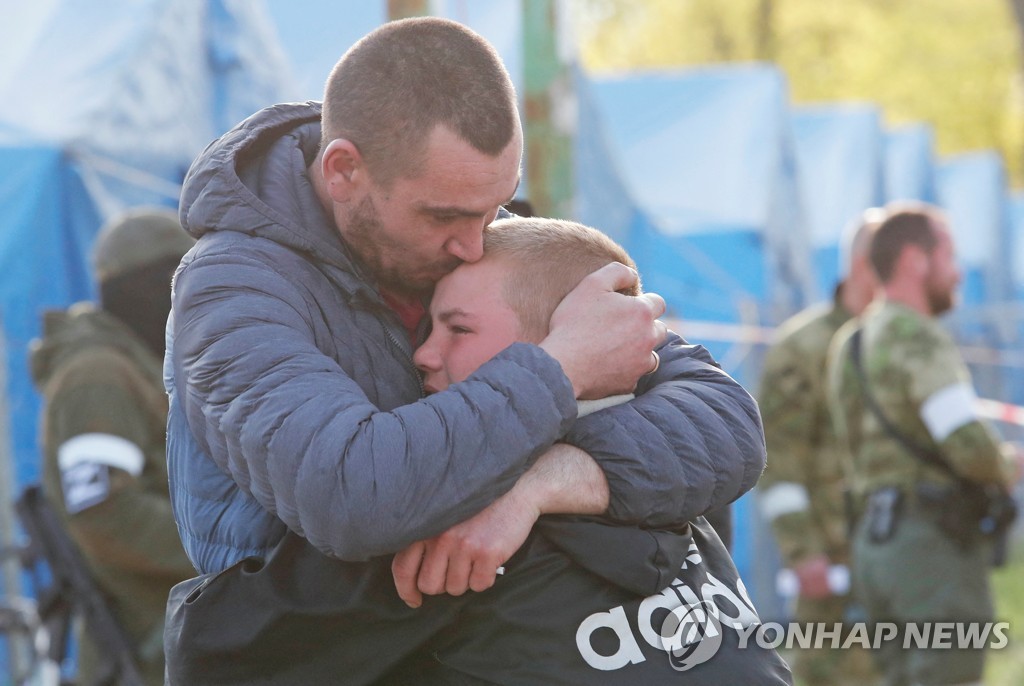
[523,0,575,219]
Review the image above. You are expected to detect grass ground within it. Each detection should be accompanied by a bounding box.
[985,546,1024,685]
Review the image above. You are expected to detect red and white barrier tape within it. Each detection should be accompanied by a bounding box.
[662,318,1024,425]
[977,399,1024,427]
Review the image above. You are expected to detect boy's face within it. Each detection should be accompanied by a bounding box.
[414,258,524,393]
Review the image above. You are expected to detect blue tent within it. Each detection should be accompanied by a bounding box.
[790,103,886,300]
[0,3,292,639]
[1005,194,1024,408]
[0,0,294,676]
[1011,193,1024,300]
[937,152,1013,309]
[937,153,1016,408]
[885,122,938,203]
[580,64,814,336]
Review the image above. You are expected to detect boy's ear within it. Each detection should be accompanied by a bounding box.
[321,139,364,203]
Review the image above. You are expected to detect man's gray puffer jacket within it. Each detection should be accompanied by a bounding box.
[165,101,767,574]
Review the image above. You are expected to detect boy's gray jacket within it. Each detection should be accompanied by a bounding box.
[166,101,767,574]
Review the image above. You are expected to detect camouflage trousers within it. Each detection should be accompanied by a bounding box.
[852,508,994,686]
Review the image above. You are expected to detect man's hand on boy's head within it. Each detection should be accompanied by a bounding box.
[539,262,667,400]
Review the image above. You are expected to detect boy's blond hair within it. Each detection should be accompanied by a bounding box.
[483,217,639,341]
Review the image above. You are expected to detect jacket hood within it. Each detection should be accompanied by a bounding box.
[30,304,157,389]
[178,102,369,295]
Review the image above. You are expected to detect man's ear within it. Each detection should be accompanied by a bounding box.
[900,244,929,278]
[321,139,364,203]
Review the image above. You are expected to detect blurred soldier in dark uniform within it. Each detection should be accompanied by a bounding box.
[828,204,1019,686]
[30,207,197,685]
[757,208,883,685]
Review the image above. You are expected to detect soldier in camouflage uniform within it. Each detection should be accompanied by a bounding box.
[827,205,1018,686]
[30,208,197,685]
[757,209,882,686]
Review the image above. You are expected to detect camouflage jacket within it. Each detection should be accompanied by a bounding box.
[757,297,852,567]
[827,300,1013,500]
[30,303,195,685]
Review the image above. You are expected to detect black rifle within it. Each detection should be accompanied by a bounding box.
[14,485,143,686]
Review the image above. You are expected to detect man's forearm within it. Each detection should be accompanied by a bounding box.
[514,443,609,516]
[563,333,767,527]
[391,442,609,607]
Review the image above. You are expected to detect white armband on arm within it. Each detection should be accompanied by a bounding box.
[58,433,145,514]
[920,382,979,442]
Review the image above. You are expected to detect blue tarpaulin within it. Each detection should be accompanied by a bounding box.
[0,148,99,488]
[1011,193,1024,300]
[885,122,938,204]
[790,103,886,299]
[938,153,1016,413]
[1005,194,1024,408]
[938,152,1013,308]
[0,0,290,486]
[0,11,291,669]
[579,64,814,332]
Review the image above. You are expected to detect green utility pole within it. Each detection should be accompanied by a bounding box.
[522,0,575,219]
[387,0,428,20]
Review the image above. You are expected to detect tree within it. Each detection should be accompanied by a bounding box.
[387,0,428,20]
[1009,0,1024,179]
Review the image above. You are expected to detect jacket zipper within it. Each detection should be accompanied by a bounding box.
[382,323,425,398]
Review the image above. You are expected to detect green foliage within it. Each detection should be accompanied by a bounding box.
[571,0,1024,185]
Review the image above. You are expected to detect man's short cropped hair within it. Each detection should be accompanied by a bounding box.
[321,17,519,187]
[870,202,945,282]
[483,217,639,341]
